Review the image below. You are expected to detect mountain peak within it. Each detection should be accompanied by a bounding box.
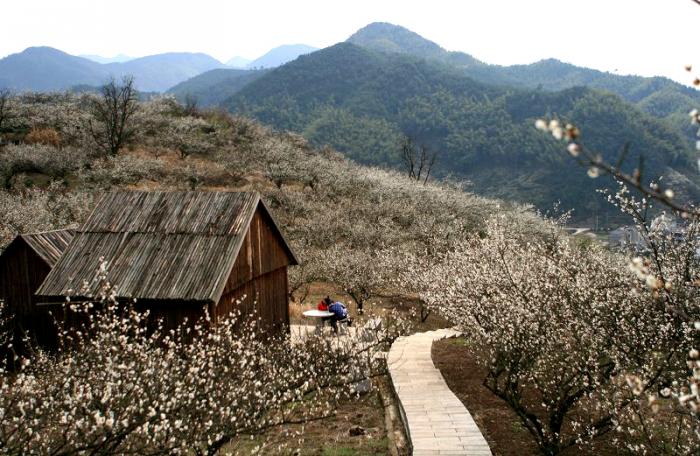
[246,44,318,69]
[346,22,482,68]
[347,22,444,59]
[18,46,72,57]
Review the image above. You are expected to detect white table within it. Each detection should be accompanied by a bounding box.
[302,309,334,318]
[303,309,334,333]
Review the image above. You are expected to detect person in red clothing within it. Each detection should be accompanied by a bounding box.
[318,296,333,327]
[318,296,331,311]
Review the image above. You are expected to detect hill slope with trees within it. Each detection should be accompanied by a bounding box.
[349,23,700,135]
[222,42,700,219]
[0,89,696,454]
[167,68,268,106]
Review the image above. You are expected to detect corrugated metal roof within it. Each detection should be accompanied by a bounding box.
[36,191,289,303]
[20,229,75,267]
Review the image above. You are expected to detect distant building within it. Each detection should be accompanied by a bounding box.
[608,214,689,251]
[36,191,298,337]
[0,229,74,349]
[608,225,646,250]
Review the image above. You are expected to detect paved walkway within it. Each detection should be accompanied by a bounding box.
[388,329,491,456]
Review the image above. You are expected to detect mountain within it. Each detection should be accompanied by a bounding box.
[247,44,318,69]
[80,54,134,64]
[222,42,700,220]
[106,52,224,92]
[347,22,483,69]
[463,59,700,130]
[0,47,107,91]
[226,56,252,68]
[167,68,268,106]
[347,23,700,137]
[0,47,224,92]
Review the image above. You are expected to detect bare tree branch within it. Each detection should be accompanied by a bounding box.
[89,76,139,156]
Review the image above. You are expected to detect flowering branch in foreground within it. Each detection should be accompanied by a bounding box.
[0,262,407,455]
[534,118,698,218]
[403,212,699,454]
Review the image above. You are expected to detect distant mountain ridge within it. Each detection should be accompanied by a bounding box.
[0,47,224,92]
[246,44,318,69]
[2,23,699,224]
[0,44,318,93]
[167,68,268,106]
[80,54,134,64]
[106,52,224,92]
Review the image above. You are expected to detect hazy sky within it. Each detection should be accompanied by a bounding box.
[1,0,699,84]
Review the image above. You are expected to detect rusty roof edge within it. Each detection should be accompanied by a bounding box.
[209,193,262,306]
[35,296,215,306]
[257,198,300,266]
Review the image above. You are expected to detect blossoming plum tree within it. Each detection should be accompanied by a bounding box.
[0,261,407,455]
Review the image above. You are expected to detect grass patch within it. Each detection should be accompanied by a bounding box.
[447,336,470,347]
[224,389,388,455]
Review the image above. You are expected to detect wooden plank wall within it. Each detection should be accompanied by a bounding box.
[0,240,59,350]
[224,209,292,294]
[217,267,290,333]
[134,300,208,332]
[216,205,292,333]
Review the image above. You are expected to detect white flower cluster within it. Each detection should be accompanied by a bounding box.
[0,263,405,454]
[402,211,700,454]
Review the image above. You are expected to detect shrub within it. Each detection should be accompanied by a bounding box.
[0,185,93,249]
[0,144,86,188]
[24,127,61,148]
[80,155,168,188]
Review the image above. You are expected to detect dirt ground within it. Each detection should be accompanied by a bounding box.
[224,388,389,455]
[224,285,444,455]
[432,338,539,456]
[432,338,621,456]
[289,282,449,332]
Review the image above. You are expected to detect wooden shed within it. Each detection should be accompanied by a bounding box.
[36,191,298,333]
[0,229,74,349]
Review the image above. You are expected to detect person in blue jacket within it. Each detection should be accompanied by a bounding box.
[328,299,351,333]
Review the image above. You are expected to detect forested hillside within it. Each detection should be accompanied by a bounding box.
[167,68,268,106]
[7,23,700,222]
[0,91,520,322]
[222,42,700,220]
[349,23,700,137]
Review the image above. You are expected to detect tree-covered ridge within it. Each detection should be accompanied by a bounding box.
[1,84,696,454]
[167,68,268,107]
[465,59,700,126]
[347,22,484,68]
[345,23,700,138]
[223,42,700,219]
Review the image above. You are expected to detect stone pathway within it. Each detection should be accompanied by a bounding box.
[388,329,491,455]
